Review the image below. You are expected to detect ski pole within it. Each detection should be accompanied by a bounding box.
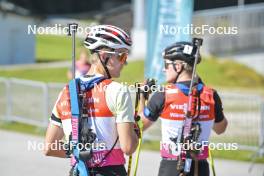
[133,78,156,176]
[127,83,141,176]
[133,119,143,176]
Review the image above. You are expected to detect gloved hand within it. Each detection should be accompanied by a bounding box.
[139,78,157,100]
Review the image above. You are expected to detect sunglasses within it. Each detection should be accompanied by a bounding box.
[96,50,128,64]
[164,60,176,69]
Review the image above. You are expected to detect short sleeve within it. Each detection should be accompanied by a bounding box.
[50,85,71,127]
[213,90,225,123]
[144,91,165,121]
[105,82,135,123]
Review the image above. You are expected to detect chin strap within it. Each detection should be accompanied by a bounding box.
[97,53,111,79]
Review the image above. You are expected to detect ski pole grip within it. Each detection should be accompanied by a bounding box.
[192,38,203,47]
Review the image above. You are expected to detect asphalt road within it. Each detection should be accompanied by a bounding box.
[0,130,263,176]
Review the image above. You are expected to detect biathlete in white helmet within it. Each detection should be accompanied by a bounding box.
[44,25,139,176]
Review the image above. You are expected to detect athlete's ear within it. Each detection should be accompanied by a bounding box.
[175,63,183,73]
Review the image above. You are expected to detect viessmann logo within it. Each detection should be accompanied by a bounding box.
[170,103,210,111]
[170,103,187,110]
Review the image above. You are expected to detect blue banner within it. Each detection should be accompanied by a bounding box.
[146,0,194,83]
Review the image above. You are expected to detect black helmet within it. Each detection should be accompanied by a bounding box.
[162,41,201,65]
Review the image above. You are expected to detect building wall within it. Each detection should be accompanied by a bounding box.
[0,13,35,65]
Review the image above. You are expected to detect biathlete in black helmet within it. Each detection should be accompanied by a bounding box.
[139,40,228,176]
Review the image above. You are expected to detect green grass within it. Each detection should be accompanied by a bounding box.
[36,35,83,62]
[0,121,45,136]
[33,34,264,88]
[0,67,69,83]
[197,57,264,88]
[115,60,145,84]
[1,59,264,89]
[141,140,264,163]
[0,61,144,84]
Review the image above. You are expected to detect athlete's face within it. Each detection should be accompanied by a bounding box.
[107,48,129,78]
[163,59,179,83]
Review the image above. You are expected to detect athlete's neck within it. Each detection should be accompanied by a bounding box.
[86,65,107,77]
[176,72,192,83]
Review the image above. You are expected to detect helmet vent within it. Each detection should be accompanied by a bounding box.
[96,34,121,44]
[85,37,96,44]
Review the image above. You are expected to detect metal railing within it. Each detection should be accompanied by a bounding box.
[142,91,264,153]
[0,77,64,127]
[0,77,263,154]
[193,3,264,55]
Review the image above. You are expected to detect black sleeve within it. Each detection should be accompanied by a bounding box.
[213,90,225,123]
[144,91,165,121]
[51,113,62,124]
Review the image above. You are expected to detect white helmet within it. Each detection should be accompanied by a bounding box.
[84,25,132,51]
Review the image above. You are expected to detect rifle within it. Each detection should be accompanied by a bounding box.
[174,38,203,176]
[67,23,90,176]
